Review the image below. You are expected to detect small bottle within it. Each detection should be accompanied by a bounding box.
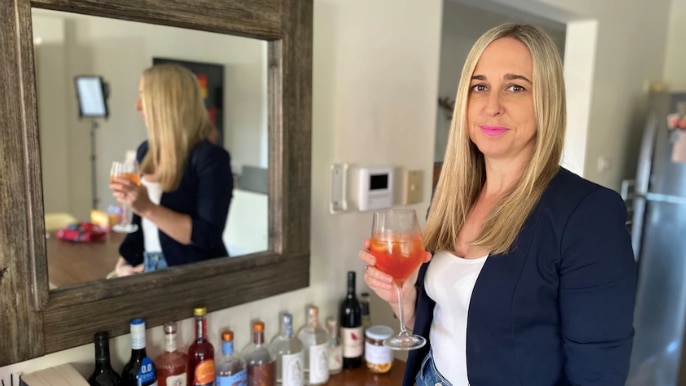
[187,307,215,386]
[121,319,157,386]
[296,305,329,385]
[359,292,372,330]
[216,330,248,386]
[339,271,363,369]
[155,322,188,386]
[364,325,394,374]
[325,318,342,375]
[88,331,122,386]
[241,320,276,386]
[270,312,304,386]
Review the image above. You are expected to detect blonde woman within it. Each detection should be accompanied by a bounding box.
[111,64,233,275]
[361,24,636,385]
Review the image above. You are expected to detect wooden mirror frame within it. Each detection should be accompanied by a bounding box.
[0,0,312,366]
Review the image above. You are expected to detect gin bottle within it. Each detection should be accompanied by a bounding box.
[296,305,329,385]
[270,312,304,386]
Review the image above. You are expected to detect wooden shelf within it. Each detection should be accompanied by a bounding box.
[326,359,406,385]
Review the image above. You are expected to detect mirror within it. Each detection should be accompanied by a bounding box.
[33,9,270,288]
[0,0,312,366]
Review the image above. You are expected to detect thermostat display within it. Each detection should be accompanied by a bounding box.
[357,167,393,211]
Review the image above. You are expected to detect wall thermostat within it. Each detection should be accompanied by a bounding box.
[355,166,394,211]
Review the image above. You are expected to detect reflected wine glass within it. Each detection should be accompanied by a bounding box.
[369,208,427,350]
[110,161,141,233]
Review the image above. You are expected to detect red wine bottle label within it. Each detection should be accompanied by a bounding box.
[137,357,157,385]
[193,359,215,386]
[341,327,363,357]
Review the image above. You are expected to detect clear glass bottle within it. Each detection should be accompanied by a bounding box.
[296,305,329,385]
[187,307,215,386]
[339,271,363,369]
[241,320,276,386]
[325,317,342,375]
[270,312,304,386]
[216,330,248,386]
[121,319,157,386]
[155,322,188,386]
[88,331,122,386]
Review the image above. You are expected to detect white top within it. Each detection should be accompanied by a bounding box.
[425,250,488,385]
[141,177,162,252]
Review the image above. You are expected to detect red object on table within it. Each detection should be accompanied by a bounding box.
[55,222,108,242]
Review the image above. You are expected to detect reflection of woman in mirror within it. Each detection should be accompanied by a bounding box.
[110,63,234,276]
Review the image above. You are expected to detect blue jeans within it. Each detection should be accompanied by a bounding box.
[416,351,454,386]
[143,251,168,272]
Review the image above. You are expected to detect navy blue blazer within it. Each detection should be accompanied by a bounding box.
[119,140,233,267]
[405,168,636,386]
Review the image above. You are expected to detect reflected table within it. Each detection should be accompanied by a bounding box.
[46,231,125,288]
[327,359,406,385]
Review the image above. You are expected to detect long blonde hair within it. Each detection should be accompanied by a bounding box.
[139,63,212,191]
[424,24,566,255]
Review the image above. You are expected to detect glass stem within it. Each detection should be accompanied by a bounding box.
[395,282,408,334]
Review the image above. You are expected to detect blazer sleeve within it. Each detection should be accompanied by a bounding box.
[189,145,234,250]
[559,188,637,385]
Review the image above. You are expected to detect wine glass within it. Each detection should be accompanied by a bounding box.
[369,208,426,350]
[110,161,141,233]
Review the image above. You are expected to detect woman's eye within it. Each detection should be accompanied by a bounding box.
[507,84,525,92]
[471,84,487,92]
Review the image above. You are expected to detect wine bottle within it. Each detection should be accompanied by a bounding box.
[187,307,215,386]
[296,305,329,385]
[241,320,276,386]
[325,317,342,375]
[270,312,304,386]
[339,271,363,369]
[155,322,188,386]
[88,331,122,386]
[216,330,248,386]
[121,319,158,386]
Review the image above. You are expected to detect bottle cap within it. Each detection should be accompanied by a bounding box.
[222,330,234,341]
[252,320,265,332]
[163,321,177,334]
[365,325,394,340]
[193,306,207,316]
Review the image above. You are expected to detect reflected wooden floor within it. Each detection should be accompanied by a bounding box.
[46,231,124,288]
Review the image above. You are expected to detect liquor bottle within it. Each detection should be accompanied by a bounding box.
[241,320,276,386]
[88,331,122,386]
[324,318,342,375]
[187,307,216,386]
[359,292,372,329]
[216,330,248,386]
[270,312,304,386]
[339,271,363,369]
[121,319,158,386]
[155,322,188,386]
[296,305,329,385]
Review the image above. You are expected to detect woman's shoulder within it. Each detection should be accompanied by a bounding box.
[190,140,231,162]
[543,167,624,210]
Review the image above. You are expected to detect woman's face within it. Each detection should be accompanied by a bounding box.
[134,77,145,121]
[467,37,536,165]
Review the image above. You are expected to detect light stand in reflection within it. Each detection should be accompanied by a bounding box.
[74,75,110,209]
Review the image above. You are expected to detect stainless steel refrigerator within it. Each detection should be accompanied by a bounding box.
[625,92,686,386]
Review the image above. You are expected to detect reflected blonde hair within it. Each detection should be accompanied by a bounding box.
[139,63,212,191]
[424,24,566,255]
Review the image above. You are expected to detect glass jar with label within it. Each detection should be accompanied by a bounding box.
[364,325,394,374]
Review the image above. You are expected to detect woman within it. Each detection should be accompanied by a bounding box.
[111,63,233,275]
[360,24,636,385]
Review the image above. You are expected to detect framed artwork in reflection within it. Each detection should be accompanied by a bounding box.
[152,57,225,145]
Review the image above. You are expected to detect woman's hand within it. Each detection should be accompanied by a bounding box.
[110,177,154,217]
[114,257,144,277]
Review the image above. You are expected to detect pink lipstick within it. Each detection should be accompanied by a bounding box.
[480,125,508,136]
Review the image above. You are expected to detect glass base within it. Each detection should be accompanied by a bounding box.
[384,332,426,351]
[112,223,138,233]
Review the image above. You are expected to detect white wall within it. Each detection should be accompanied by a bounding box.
[663,0,686,91]
[33,10,268,220]
[0,0,443,380]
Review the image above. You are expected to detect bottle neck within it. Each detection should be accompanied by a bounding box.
[253,330,265,345]
[281,320,293,338]
[222,340,235,356]
[347,273,356,296]
[94,341,113,367]
[195,316,207,343]
[165,331,177,353]
[308,314,319,329]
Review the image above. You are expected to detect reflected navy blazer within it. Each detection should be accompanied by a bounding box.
[405,168,637,386]
[119,140,233,267]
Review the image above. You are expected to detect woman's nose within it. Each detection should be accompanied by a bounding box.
[483,92,504,117]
